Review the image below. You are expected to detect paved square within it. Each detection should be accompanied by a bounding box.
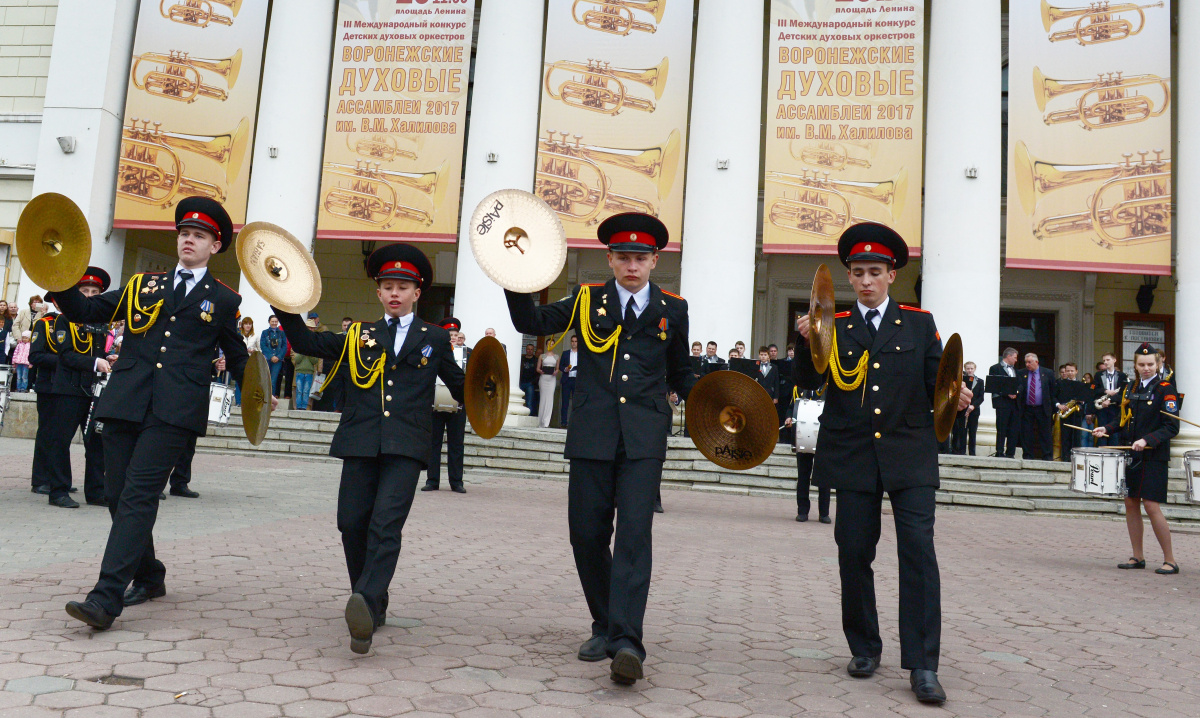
[1,436,1199,717]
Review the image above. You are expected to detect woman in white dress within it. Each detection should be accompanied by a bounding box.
[537,348,559,428]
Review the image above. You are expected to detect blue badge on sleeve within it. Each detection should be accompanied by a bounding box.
[1166,399,1178,412]
[421,344,433,358]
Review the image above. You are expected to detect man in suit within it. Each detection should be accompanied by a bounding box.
[1094,352,1127,446]
[701,340,725,374]
[56,197,258,629]
[424,317,469,493]
[755,347,779,404]
[1017,353,1056,460]
[1054,362,1084,461]
[952,362,985,456]
[794,223,971,705]
[520,343,539,412]
[988,348,1021,458]
[560,334,580,427]
[505,212,697,686]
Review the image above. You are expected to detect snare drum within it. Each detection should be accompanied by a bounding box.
[208,382,235,425]
[1183,450,1200,504]
[0,364,11,388]
[433,384,460,413]
[1070,447,1129,497]
[792,398,824,453]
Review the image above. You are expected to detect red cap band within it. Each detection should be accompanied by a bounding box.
[849,241,894,261]
[78,274,104,288]
[609,230,657,248]
[180,211,220,236]
[378,260,422,281]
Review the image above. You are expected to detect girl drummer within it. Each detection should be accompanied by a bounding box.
[1093,343,1180,575]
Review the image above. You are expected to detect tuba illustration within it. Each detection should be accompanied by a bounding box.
[789,140,876,171]
[322,160,446,229]
[1033,67,1169,130]
[766,168,907,240]
[535,129,680,226]
[132,49,242,104]
[572,0,664,36]
[161,0,242,28]
[118,117,249,208]
[544,57,668,116]
[1041,0,1163,45]
[1014,141,1171,249]
[346,134,417,163]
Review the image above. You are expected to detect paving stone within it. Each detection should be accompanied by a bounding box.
[2,675,75,695]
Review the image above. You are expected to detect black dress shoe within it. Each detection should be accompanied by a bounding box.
[169,487,200,498]
[653,500,664,514]
[610,648,644,685]
[450,484,466,494]
[69,487,78,493]
[910,669,947,705]
[578,635,608,662]
[65,600,115,630]
[159,492,167,500]
[796,514,809,522]
[86,498,109,507]
[819,516,832,524]
[50,495,80,509]
[32,485,50,495]
[847,655,881,678]
[421,483,438,492]
[123,584,166,607]
[345,593,375,654]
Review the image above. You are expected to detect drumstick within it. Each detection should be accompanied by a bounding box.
[1161,410,1200,429]
[1061,423,1094,433]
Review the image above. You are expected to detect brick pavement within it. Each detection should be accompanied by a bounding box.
[1,436,1199,717]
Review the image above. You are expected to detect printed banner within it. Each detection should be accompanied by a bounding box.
[316,1,476,242]
[114,0,269,230]
[1005,1,1172,275]
[762,0,924,255]
[535,0,694,250]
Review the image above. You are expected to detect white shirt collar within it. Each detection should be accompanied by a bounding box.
[383,312,414,328]
[856,296,890,326]
[614,282,651,317]
[174,264,207,283]
[1141,376,1154,388]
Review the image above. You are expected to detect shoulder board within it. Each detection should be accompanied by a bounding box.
[834,311,851,318]
[1161,381,1172,387]
[582,283,604,288]
[661,290,684,301]
[215,278,240,295]
[899,305,931,314]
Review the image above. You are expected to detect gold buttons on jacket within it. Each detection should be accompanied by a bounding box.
[874,408,881,414]
[874,432,881,439]
[621,375,628,381]
[873,362,880,369]
[160,347,166,353]
[872,385,879,391]
[384,411,390,417]
[164,331,171,337]
[156,363,162,368]
[386,395,392,401]
[620,397,626,403]
[624,354,630,360]
[170,316,176,322]
[387,380,393,386]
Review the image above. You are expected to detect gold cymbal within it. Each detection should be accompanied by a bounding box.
[469,189,566,293]
[465,336,509,440]
[934,333,964,443]
[236,221,322,314]
[809,264,835,374]
[686,371,779,471]
[242,351,272,446]
[15,193,92,291]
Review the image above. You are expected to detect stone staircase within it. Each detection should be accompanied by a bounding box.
[197,408,1200,526]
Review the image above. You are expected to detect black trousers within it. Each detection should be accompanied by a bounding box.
[428,409,465,488]
[1057,417,1079,461]
[561,377,576,425]
[46,394,105,502]
[89,416,195,615]
[994,402,1020,457]
[169,435,197,489]
[31,393,56,489]
[835,483,940,671]
[337,454,422,621]
[951,410,980,456]
[796,453,830,518]
[568,443,662,661]
[1020,408,1052,460]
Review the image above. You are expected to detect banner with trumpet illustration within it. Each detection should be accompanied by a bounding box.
[535,0,693,250]
[1005,1,1173,275]
[114,0,268,230]
[316,0,476,243]
[762,0,924,255]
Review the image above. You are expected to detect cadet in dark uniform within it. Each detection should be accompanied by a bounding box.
[505,213,697,686]
[28,307,61,495]
[794,223,971,705]
[1093,343,1180,574]
[37,268,114,508]
[55,197,253,630]
[273,244,465,654]
[425,316,469,493]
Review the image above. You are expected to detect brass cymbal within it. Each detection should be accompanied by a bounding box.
[465,336,509,440]
[469,189,566,293]
[236,221,321,314]
[934,333,964,443]
[15,193,92,291]
[809,264,836,374]
[686,371,779,471]
[242,351,272,446]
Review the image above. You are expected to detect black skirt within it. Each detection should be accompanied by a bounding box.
[1125,458,1169,504]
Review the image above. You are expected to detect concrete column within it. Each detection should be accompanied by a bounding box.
[1173,0,1200,452]
[15,0,138,303]
[452,0,546,423]
[921,0,1002,419]
[678,0,765,354]
[238,0,338,328]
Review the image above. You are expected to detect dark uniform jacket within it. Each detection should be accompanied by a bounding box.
[42,315,108,397]
[794,300,943,492]
[276,311,464,464]
[52,271,249,435]
[505,279,696,461]
[755,363,779,401]
[27,313,61,393]
[1103,377,1180,463]
[988,362,1019,408]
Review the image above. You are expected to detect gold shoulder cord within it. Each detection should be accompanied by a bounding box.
[1119,383,1133,428]
[545,285,622,380]
[317,323,387,408]
[69,323,93,354]
[41,317,59,354]
[828,328,869,392]
[115,275,165,334]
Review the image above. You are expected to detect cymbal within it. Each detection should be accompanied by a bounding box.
[236,222,321,314]
[686,371,779,471]
[469,189,566,293]
[242,351,272,446]
[465,336,509,439]
[934,333,964,443]
[16,193,92,291]
[809,264,836,374]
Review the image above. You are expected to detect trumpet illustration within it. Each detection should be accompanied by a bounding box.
[544,58,668,116]
[322,160,446,229]
[789,140,876,171]
[1041,0,1163,45]
[132,49,242,104]
[572,0,664,36]
[766,168,907,241]
[118,117,249,208]
[346,134,417,163]
[1034,67,1169,130]
[1014,141,1170,249]
[161,0,241,28]
[535,129,680,226]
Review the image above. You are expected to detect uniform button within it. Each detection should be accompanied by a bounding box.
[874,408,881,414]
[896,346,901,351]
[387,380,393,386]
[620,397,626,404]
[874,431,881,439]
[156,362,162,368]
[624,354,630,360]
[848,350,854,356]
[391,365,397,370]
[387,395,393,401]
[160,347,166,353]
[873,362,880,369]
[164,331,171,337]
[621,375,628,381]
[384,411,390,417]
[169,316,176,322]
[872,385,879,391]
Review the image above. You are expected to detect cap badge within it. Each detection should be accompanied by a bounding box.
[631,233,637,240]
[864,244,872,251]
[192,213,199,219]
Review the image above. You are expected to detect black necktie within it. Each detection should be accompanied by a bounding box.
[387,317,399,352]
[864,308,879,338]
[174,270,193,307]
[624,296,637,326]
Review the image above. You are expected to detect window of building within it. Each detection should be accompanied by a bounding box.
[999,310,1056,371]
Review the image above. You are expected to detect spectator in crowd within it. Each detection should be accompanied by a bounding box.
[989,348,1021,458]
[734,341,746,358]
[277,336,295,399]
[691,341,701,357]
[754,347,778,404]
[537,345,559,428]
[702,341,726,372]
[727,349,738,361]
[559,335,579,428]
[12,331,32,392]
[1094,353,1127,446]
[260,315,288,397]
[952,362,985,455]
[0,300,10,361]
[106,320,124,355]
[1018,352,1056,460]
[235,317,257,406]
[292,316,321,411]
[14,295,47,385]
[520,343,539,412]
[787,344,795,359]
[342,316,353,332]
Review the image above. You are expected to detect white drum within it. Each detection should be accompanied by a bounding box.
[1070,448,1129,497]
[1183,450,1200,505]
[0,364,11,387]
[792,398,824,454]
[208,382,235,425]
[433,384,460,413]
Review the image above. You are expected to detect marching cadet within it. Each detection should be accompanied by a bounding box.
[273,243,465,654]
[505,213,697,686]
[794,223,971,706]
[54,197,255,630]
[27,302,61,496]
[36,268,114,508]
[425,316,469,493]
